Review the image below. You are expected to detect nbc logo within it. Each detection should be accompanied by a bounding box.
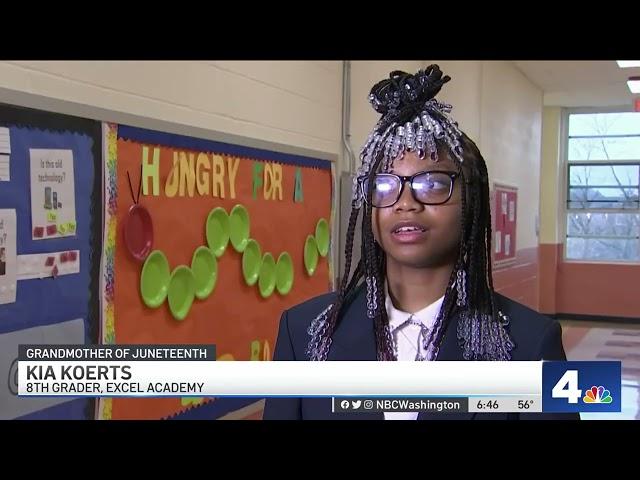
[583,386,612,404]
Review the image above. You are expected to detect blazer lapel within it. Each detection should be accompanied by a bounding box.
[328,287,377,362]
[326,288,383,419]
[418,312,476,420]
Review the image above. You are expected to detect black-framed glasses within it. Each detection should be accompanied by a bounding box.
[359,170,459,208]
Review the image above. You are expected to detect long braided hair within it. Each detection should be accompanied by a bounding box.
[307,66,515,362]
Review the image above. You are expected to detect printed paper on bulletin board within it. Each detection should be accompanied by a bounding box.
[492,183,517,268]
[101,125,333,420]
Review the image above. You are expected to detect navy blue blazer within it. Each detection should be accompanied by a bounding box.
[263,285,580,420]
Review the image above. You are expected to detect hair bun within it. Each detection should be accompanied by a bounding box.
[368,65,451,115]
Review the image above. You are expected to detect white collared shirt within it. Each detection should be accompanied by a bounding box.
[384,292,444,420]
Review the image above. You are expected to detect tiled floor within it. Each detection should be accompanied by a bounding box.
[561,320,640,420]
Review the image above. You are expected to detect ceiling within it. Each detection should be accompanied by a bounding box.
[514,61,640,108]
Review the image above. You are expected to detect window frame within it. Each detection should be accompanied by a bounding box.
[562,107,640,264]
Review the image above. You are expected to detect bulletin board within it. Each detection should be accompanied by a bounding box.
[100,124,333,420]
[493,182,517,267]
[0,104,102,420]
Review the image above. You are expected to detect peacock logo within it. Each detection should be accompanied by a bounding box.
[583,386,613,404]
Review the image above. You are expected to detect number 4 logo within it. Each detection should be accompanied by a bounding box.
[552,370,582,404]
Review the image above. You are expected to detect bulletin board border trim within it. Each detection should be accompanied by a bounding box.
[98,122,118,420]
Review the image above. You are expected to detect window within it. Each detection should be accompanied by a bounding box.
[566,111,640,262]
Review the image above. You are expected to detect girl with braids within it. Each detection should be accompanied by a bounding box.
[264,66,577,420]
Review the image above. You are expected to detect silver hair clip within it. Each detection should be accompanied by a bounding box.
[353,67,467,207]
[352,100,465,207]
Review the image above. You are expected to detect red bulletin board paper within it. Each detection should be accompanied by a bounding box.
[111,139,332,420]
[492,184,517,266]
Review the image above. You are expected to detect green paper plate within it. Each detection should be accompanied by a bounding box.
[167,265,196,321]
[140,250,171,308]
[205,207,229,257]
[250,339,261,361]
[304,235,319,276]
[229,204,251,252]
[315,218,330,257]
[275,252,294,295]
[258,253,276,298]
[191,246,218,300]
[242,239,262,286]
